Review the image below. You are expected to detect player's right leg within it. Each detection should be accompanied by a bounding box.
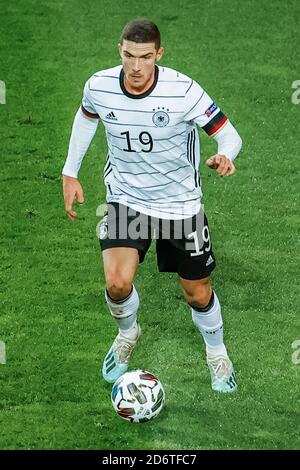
[98,203,152,383]
[101,247,141,383]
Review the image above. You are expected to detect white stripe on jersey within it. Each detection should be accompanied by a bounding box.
[82,65,221,219]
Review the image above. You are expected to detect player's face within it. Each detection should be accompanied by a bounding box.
[119,40,164,93]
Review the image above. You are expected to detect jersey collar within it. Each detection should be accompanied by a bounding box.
[119,65,159,99]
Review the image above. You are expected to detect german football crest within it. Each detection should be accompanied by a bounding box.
[152,110,170,127]
[98,215,108,240]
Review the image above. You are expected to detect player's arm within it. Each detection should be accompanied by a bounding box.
[184,81,242,176]
[206,120,242,176]
[62,80,100,220]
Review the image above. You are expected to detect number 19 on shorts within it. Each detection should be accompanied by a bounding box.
[187,225,211,257]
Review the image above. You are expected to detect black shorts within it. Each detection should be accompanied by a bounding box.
[98,203,216,280]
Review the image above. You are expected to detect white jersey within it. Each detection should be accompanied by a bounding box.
[82,65,228,219]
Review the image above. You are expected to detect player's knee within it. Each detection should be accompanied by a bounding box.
[106,274,132,301]
[180,277,212,307]
[184,285,212,308]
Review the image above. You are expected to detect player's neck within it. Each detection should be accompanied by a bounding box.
[124,69,156,95]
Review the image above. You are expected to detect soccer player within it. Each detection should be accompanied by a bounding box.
[62,19,242,393]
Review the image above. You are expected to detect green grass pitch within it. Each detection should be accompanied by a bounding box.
[0,0,300,450]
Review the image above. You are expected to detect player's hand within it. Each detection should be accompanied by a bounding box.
[206,154,236,176]
[62,175,85,221]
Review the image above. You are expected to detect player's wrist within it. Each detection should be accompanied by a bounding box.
[62,173,78,181]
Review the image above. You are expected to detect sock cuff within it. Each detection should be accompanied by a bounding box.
[105,285,133,304]
[105,285,139,319]
[189,290,215,313]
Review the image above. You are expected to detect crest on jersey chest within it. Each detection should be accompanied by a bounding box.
[152,107,170,127]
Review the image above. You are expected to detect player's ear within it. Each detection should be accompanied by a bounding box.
[155,47,164,62]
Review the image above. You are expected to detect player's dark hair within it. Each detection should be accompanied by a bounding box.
[120,19,161,50]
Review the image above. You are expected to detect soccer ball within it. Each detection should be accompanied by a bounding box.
[111,370,165,423]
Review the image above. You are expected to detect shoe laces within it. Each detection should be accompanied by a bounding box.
[208,355,232,380]
[115,335,135,364]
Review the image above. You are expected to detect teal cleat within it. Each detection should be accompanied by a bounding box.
[102,324,141,383]
[207,353,238,393]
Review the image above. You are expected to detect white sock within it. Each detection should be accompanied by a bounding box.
[105,285,140,340]
[191,292,227,356]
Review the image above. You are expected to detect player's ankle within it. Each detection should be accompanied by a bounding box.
[119,322,139,340]
[206,343,227,357]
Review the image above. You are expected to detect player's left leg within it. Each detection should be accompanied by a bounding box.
[179,276,237,393]
[156,209,237,392]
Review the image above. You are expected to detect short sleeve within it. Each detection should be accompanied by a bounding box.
[184,81,228,136]
[81,79,99,118]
